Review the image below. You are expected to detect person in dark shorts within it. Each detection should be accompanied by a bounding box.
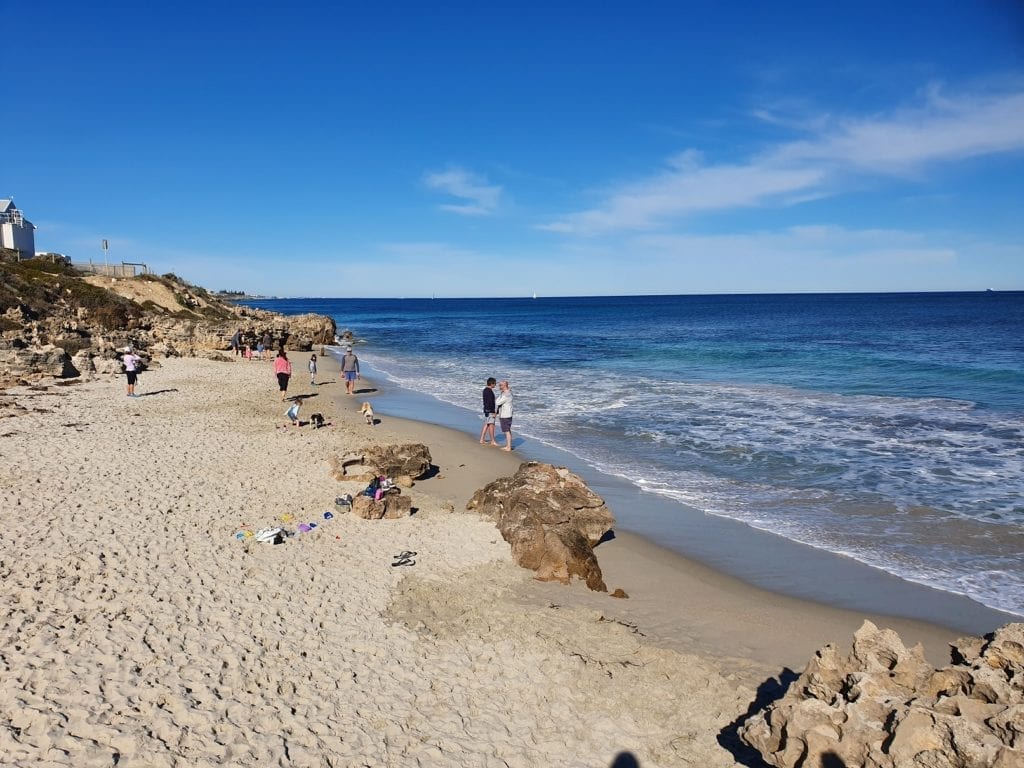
[123,346,143,398]
[495,379,514,451]
[478,377,497,445]
[229,329,242,356]
[274,349,292,400]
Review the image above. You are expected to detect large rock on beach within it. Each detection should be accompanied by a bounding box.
[281,313,336,349]
[331,444,433,482]
[465,462,615,591]
[350,493,412,520]
[0,342,75,380]
[739,620,1024,768]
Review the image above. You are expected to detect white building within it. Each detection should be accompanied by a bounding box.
[0,199,36,259]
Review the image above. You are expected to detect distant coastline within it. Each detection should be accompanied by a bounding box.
[216,290,273,301]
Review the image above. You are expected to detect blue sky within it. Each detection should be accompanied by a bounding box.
[4,1,1023,296]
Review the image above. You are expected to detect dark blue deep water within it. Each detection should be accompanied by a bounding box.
[247,293,1024,615]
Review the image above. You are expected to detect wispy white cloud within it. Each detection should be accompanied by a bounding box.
[543,85,1024,235]
[423,167,502,216]
[540,151,826,233]
[774,88,1024,173]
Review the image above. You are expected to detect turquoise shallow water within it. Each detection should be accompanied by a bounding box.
[248,292,1024,616]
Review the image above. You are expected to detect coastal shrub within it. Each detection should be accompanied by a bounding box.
[10,258,80,278]
[0,260,234,336]
[0,261,66,313]
[196,304,232,321]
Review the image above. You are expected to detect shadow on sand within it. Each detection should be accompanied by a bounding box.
[286,393,320,403]
[717,668,800,768]
[136,389,179,397]
[610,752,640,767]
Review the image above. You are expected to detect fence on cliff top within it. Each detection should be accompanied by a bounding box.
[73,261,151,278]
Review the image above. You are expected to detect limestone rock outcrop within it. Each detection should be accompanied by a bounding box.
[331,444,433,482]
[465,462,615,591]
[350,493,412,520]
[281,313,336,348]
[0,260,337,384]
[0,343,75,381]
[739,620,1024,768]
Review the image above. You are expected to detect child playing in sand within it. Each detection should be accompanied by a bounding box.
[285,401,301,426]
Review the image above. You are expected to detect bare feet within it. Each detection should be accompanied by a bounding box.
[502,446,512,451]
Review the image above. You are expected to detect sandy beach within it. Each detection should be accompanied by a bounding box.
[0,352,987,767]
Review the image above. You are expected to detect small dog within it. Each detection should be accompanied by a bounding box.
[310,412,325,429]
[360,402,375,426]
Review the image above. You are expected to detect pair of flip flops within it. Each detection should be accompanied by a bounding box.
[391,551,417,567]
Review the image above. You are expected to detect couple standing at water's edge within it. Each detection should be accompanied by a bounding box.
[479,377,514,451]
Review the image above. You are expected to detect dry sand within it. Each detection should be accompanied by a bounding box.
[0,352,971,767]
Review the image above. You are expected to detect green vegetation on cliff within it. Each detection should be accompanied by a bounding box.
[0,253,234,330]
[0,256,141,330]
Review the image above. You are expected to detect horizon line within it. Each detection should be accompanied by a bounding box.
[237,288,1022,301]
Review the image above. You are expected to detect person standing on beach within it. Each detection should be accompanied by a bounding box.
[341,346,360,395]
[495,379,514,451]
[308,353,317,386]
[123,346,143,398]
[261,332,272,360]
[479,377,497,445]
[274,349,292,400]
[229,329,242,356]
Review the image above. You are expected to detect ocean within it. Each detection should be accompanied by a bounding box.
[247,293,1024,618]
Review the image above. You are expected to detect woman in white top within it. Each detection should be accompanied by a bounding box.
[123,346,142,398]
[495,380,514,451]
